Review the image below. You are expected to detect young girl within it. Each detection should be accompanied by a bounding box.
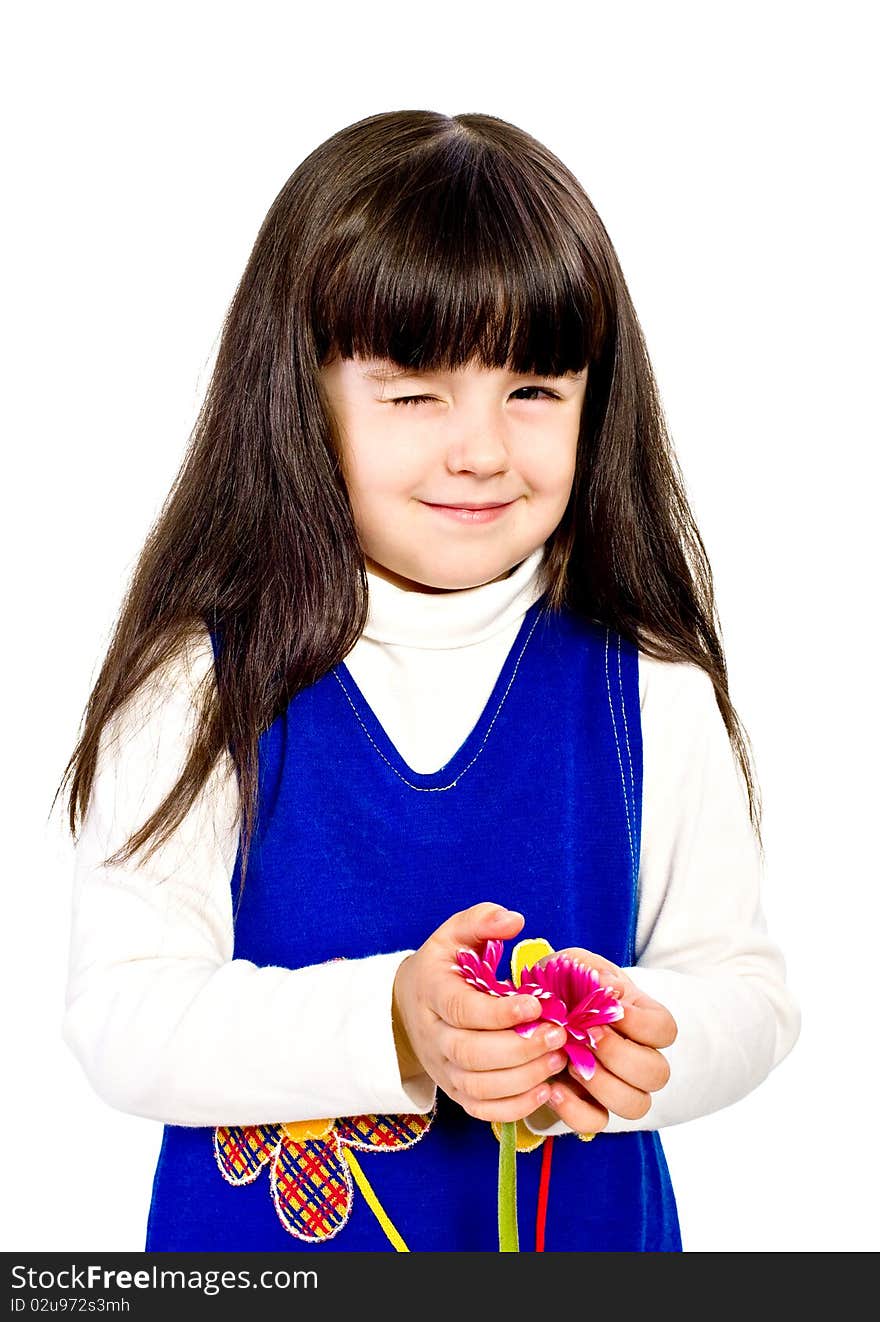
[58,108,800,1253]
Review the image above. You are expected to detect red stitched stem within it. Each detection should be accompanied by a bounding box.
[535,1136,554,1251]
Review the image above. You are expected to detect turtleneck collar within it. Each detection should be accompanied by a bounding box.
[361,544,548,650]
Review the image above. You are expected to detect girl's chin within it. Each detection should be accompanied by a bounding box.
[364,552,516,594]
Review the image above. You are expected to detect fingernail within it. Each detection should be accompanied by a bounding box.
[544,1027,565,1048]
[550,1088,564,1106]
[536,1085,550,1103]
[591,1026,608,1043]
[492,908,523,924]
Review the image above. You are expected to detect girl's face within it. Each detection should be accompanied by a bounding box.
[319,355,587,593]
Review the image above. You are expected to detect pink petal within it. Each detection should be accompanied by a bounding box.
[535,994,568,1026]
[538,957,616,1014]
[514,1020,543,1039]
[568,998,624,1036]
[517,968,556,995]
[517,980,559,1004]
[455,948,516,997]
[537,955,582,1005]
[517,965,543,991]
[482,939,505,974]
[565,1037,599,1081]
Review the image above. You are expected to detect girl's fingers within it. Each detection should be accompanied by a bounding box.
[437,981,542,1033]
[453,1079,557,1124]
[441,1019,567,1072]
[586,1027,671,1094]
[447,1047,569,1103]
[564,1055,652,1122]
[543,1079,610,1133]
[612,994,678,1050]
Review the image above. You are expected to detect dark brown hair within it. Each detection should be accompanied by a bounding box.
[54,108,764,902]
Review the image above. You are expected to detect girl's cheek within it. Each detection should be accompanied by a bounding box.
[370,447,427,489]
[513,439,575,484]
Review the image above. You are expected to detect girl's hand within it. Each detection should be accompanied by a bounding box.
[529,948,677,1134]
[392,903,571,1123]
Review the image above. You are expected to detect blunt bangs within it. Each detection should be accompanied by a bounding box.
[310,134,607,380]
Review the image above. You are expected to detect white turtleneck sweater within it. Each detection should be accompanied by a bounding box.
[61,545,801,1138]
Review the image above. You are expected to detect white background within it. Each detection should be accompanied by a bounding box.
[4,0,877,1253]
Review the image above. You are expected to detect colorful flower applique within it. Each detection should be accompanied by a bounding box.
[456,934,623,1251]
[214,1110,434,1249]
[213,956,435,1250]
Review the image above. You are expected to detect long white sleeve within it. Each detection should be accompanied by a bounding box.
[524,656,802,1137]
[61,632,435,1127]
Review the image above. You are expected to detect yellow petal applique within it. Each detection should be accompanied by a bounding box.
[491,1118,546,1152]
[281,1117,335,1143]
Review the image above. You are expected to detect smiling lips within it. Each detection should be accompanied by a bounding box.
[422,499,516,524]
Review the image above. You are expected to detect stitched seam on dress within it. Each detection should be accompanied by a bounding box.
[605,630,638,945]
[331,605,546,793]
[615,631,638,875]
[616,632,639,963]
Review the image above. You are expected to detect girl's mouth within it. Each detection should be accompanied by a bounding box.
[421,501,515,524]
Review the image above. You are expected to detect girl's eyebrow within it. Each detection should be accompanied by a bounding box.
[360,365,411,381]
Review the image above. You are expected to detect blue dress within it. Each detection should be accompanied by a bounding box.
[145,596,681,1251]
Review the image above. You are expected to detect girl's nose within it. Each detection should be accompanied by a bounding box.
[445,411,511,475]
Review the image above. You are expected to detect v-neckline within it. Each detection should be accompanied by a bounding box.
[332,595,547,791]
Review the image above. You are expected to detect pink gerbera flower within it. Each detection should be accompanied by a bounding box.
[515,954,624,1080]
[456,941,624,1081]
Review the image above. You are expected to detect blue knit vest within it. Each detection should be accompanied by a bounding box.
[145,596,681,1251]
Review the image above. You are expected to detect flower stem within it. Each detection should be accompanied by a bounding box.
[498,1121,519,1251]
